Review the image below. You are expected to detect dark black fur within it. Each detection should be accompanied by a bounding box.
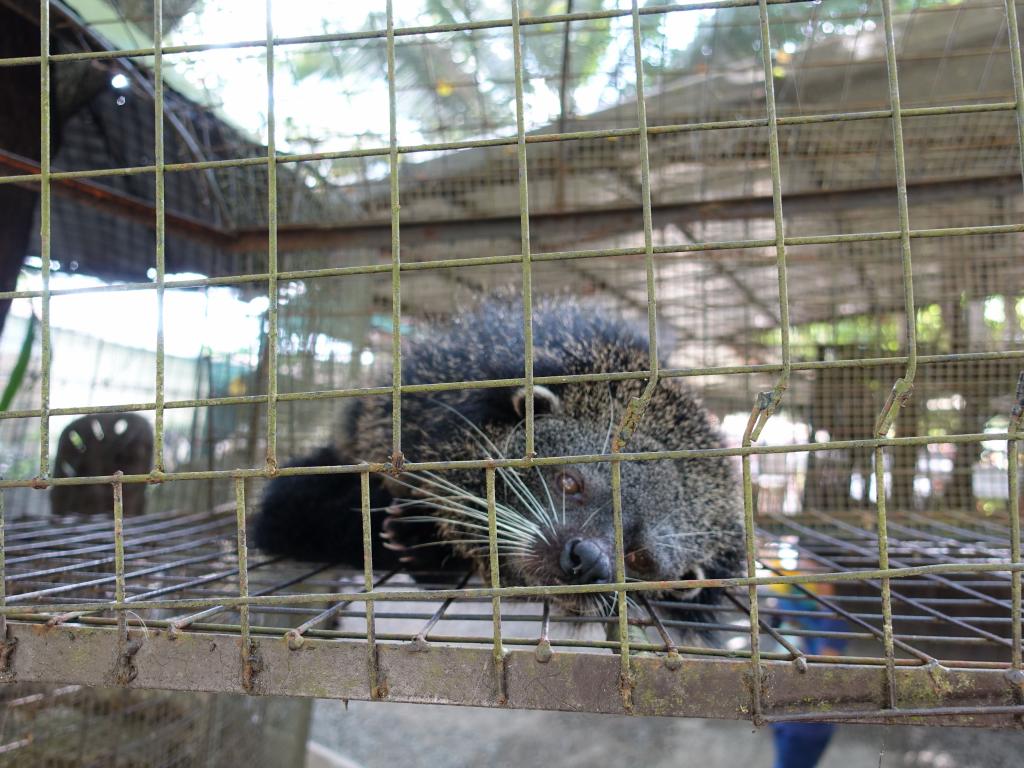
[254,446,470,573]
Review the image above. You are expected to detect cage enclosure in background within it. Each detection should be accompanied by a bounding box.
[0,1,1023,763]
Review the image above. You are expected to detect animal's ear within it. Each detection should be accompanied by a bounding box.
[511,385,561,419]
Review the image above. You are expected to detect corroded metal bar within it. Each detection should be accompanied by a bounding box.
[7,513,232,564]
[637,594,679,657]
[11,549,226,599]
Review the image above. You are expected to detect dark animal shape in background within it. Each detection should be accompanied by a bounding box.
[51,413,154,517]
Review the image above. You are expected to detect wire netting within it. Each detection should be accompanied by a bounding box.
[0,0,1021,730]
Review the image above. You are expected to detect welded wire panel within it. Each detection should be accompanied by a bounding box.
[0,503,1020,724]
[0,0,1021,730]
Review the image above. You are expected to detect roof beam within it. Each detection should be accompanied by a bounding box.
[230,173,1022,254]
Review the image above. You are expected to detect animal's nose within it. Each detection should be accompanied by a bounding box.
[560,538,612,584]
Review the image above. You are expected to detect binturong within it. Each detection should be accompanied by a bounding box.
[254,295,744,635]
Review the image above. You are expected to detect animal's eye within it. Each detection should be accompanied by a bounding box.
[625,550,656,575]
[555,471,583,496]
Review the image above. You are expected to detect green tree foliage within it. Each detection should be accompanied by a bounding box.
[675,0,959,71]
[284,1,617,142]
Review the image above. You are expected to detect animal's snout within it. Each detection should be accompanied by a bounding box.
[560,538,612,584]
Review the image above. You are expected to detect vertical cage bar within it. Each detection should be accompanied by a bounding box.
[741,401,764,723]
[874,0,919,439]
[1002,0,1024,187]
[37,0,52,478]
[607,1,660,457]
[750,0,791,439]
[0,490,6,642]
[264,0,279,470]
[1004,12,1024,679]
[510,0,536,457]
[610,460,630,700]
[630,0,657,360]
[1010,443,1021,673]
[360,471,381,698]
[1009,379,1023,675]
[112,476,127,640]
[234,475,254,688]
[386,0,403,464]
[485,467,506,703]
[871,0,920,710]
[873,446,899,708]
[153,0,166,471]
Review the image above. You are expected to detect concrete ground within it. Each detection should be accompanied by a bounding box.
[308,699,1024,768]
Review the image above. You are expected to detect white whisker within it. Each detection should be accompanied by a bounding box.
[422,398,557,538]
[601,383,616,456]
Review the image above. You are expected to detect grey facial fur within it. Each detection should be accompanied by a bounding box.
[341,296,745,615]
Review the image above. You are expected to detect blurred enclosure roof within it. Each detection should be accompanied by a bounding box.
[3,0,1023,377]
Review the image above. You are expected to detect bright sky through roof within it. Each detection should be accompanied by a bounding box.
[10,270,265,358]
[1,3,705,357]
[165,1,705,152]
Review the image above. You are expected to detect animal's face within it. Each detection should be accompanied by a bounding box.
[385,387,737,618]
[391,385,715,614]
[495,417,711,613]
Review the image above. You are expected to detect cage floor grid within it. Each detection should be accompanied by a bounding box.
[0,504,1020,726]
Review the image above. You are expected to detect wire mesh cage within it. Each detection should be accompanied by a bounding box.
[0,0,1022,749]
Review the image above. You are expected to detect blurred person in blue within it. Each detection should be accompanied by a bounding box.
[764,557,849,768]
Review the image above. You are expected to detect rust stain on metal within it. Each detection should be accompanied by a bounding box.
[242,639,264,694]
[0,636,17,682]
[110,636,143,686]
